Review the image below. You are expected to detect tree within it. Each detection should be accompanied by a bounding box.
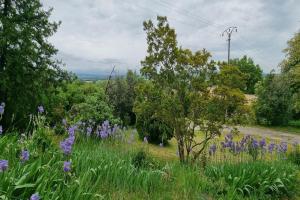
[280,31,300,117]
[107,70,139,126]
[138,16,244,163]
[230,56,263,94]
[0,0,69,130]
[214,65,248,124]
[134,80,173,144]
[254,72,292,125]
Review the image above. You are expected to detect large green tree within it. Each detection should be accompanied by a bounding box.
[107,70,139,126]
[137,16,246,163]
[280,31,300,117]
[0,0,69,130]
[254,73,292,125]
[230,56,263,94]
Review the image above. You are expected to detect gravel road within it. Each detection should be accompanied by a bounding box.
[234,126,300,143]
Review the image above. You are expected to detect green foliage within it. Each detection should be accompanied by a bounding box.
[107,70,139,126]
[217,65,246,90]
[136,116,173,144]
[0,0,72,131]
[215,65,249,124]
[280,31,300,118]
[205,161,299,199]
[53,81,119,126]
[131,149,160,169]
[1,124,299,199]
[139,16,236,163]
[288,144,300,166]
[231,56,263,94]
[254,73,292,125]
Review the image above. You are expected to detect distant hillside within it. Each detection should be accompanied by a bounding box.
[76,73,110,81]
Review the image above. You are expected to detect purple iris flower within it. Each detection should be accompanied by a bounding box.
[225,134,233,142]
[63,161,71,172]
[209,144,217,156]
[259,138,266,148]
[268,143,276,153]
[30,193,40,200]
[0,102,5,115]
[60,136,75,155]
[86,127,92,136]
[252,139,259,149]
[278,142,288,153]
[68,127,75,136]
[37,106,44,114]
[0,160,8,172]
[21,150,30,162]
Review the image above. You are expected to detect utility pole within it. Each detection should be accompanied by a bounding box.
[222,26,238,64]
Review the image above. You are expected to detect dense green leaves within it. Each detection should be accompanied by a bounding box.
[254,73,292,125]
[138,16,246,162]
[107,70,139,126]
[0,0,71,130]
[230,56,263,94]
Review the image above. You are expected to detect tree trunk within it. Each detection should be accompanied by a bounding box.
[177,136,185,163]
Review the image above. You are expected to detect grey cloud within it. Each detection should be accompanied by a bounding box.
[41,0,300,74]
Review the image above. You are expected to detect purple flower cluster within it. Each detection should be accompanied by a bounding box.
[21,150,30,162]
[60,135,75,155]
[268,143,277,153]
[63,161,71,172]
[37,105,44,114]
[0,160,8,172]
[96,120,118,139]
[86,127,92,136]
[220,134,245,154]
[217,132,292,159]
[0,102,5,115]
[30,193,40,200]
[278,142,288,153]
[209,144,217,156]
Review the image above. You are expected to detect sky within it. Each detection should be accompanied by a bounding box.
[41,0,300,76]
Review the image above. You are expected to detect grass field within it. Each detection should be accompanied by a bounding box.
[1,123,300,199]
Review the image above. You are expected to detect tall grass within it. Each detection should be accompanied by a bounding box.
[1,129,299,199]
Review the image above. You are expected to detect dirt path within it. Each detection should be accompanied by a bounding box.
[234,126,300,143]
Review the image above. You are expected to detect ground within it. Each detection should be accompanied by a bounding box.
[236,126,300,143]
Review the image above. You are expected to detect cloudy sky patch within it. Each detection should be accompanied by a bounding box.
[41,0,300,75]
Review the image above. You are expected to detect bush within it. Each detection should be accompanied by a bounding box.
[136,117,173,144]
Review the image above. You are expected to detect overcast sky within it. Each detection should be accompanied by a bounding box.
[41,0,300,75]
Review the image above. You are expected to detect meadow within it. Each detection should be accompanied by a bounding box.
[1,113,300,200]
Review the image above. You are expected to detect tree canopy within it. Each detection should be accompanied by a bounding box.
[0,0,70,130]
[137,16,247,163]
[230,56,263,94]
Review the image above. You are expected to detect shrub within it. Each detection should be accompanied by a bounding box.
[131,149,160,169]
[136,117,173,144]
